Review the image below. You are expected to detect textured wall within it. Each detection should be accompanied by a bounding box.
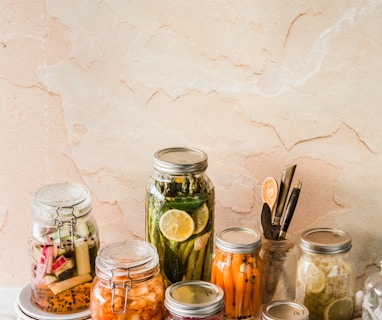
[0,0,381,291]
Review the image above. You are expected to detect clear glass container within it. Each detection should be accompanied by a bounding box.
[211,227,263,319]
[145,147,215,287]
[296,228,355,320]
[30,182,99,313]
[164,280,224,320]
[260,236,298,304]
[90,240,165,320]
[362,260,382,319]
[261,300,309,320]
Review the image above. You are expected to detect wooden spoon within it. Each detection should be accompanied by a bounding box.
[261,177,279,213]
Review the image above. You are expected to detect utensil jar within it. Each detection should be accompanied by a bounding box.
[145,147,215,288]
[30,182,99,313]
[90,240,165,320]
[296,228,355,320]
[260,236,298,304]
[211,227,263,319]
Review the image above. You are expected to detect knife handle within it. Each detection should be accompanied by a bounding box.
[279,181,301,238]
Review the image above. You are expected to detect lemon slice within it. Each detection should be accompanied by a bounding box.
[190,203,209,234]
[159,209,195,242]
[304,263,326,293]
[324,297,353,320]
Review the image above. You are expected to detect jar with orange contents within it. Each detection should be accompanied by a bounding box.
[211,227,263,319]
[90,240,165,320]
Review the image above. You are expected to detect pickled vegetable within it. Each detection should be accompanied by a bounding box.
[146,174,214,287]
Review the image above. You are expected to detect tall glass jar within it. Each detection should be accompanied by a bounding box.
[362,260,382,319]
[296,228,355,320]
[30,182,99,313]
[164,280,224,320]
[145,147,215,287]
[211,227,263,319]
[90,240,165,320]
[260,236,298,304]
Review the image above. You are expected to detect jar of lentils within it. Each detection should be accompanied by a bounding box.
[145,147,215,287]
[30,182,99,313]
[164,280,224,320]
[211,227,263,319]
[90,240,165,320]
[296,228,355,320]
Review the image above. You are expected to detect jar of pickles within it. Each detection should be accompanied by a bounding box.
[296,228,355,320]
[90,239,165,320]
[211,227,263,319]
[145,147,215,287]
[164,280,224,320]
[30,182,99,313]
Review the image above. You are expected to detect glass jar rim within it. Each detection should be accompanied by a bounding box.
[95,240,159,282]
[215,227,261,253]
[153,147,208,174]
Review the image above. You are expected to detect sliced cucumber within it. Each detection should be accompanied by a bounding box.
[75,239,91,275]
[49,273,92,295]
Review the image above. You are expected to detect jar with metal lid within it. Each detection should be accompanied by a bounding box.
[260,236,298,304]
[90,239,165,320]
[211,227,263,319]
[296,228,355,320]
[362,260,382,319]
[145,147,215,287]
[262,300,309,320]
[164,280,224,320]
[30,182,99,313]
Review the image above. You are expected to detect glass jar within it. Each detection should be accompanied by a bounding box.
[362,260,382,319]
[296,228,355,320]
[145,147,215,287]
[90,240,165,320]
[30,182,99,313]
[211,227,263,319]
[260,236,298,304]
[164,280,224,320]
[261,300,309,320]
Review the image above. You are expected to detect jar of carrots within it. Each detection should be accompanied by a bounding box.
[211,227,263,319]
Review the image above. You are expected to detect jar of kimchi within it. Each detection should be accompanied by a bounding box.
[90,239,165,320]
[30,182,99,313]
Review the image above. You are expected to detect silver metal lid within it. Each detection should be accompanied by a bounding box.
[153,147,208,174]
[32,182,92,222]
[300,227,352,254]
[215,227,261,253]
[165,280,224,317]
[262,300,309,320]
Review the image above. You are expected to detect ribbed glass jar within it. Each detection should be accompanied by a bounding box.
[164,280,224,320]
[30,182,99,313]
[90,240,165,320]
[211,227,263,319]
[145,147,215,288]
[296,228,355,320]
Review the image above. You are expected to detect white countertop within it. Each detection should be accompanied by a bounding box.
[0,287,20,319]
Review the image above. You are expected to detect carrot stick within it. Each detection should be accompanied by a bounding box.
[211,251,222,285]
[234,263,246,318]
[231,253,243,284]
[251,257,262,315]
[223,262,235,318]
[242,262,253,316]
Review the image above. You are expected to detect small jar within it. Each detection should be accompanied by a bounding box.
[145,147,215,287]
[30,182,99,313]
[164,280,224,320]
[261,300,309,320]
[211,227,263,319]
[362,260,382,319]
[260,236,298,304]
[296,228,355,320]
[90,240,165,320]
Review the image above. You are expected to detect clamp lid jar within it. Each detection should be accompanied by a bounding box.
[30,182,99,314]
[90,240,165,319]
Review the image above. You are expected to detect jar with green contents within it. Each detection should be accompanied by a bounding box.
[145,147,215,287]
[296,228,355,320]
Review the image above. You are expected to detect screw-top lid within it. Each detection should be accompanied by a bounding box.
[32,182,92,224]
[300,228,352,254]
[215,227,261,254]
[154,147,208,174]
[165,280,224,317]
[262,300,309,320]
